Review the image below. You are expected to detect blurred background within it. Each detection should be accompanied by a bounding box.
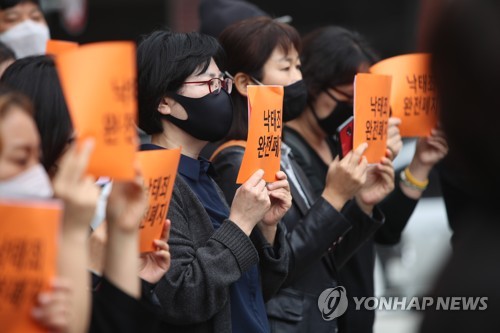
[43,0,444,57]
[42,1,451,331]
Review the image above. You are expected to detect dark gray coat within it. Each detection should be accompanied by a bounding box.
[154,175,288,333]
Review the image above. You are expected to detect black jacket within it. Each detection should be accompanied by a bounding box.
[283,127,419,333]
[211,143,383,333]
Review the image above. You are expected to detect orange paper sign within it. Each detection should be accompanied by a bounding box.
[0,199,61,333]
[46,40,78,56]
[354,73,392,163]
[56,42,137,180]
[237,85,284,183]
[370,53,438,137]
[137,148,180,253]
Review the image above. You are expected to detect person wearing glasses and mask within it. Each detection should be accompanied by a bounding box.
[137,30,292,333]
[0,0,50,59]
[210,17,388,333]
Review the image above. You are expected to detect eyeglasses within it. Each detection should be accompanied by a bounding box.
[183,77,233,95]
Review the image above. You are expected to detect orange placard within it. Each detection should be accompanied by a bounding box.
[370,53,438,137]
[237,85,284,183]
[0,199,61,333]
[137,148,180,253]
[55,42,137,180]
[46,40,78,56]
[354,73,392,163]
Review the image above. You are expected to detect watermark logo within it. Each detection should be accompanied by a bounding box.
[317,286,349,321]
[318,285,488,321]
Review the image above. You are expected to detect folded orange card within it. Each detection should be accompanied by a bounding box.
[370,53,438,137]
[55,42,137,180]
[237,85,284,183]
[137,148,180,253]
[354,73,392,163]
[0,199,61,333]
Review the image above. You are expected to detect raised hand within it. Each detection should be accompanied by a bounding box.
[139,219,171,284]
[356,156,395,215]
[52,139,100,232]
[32,278,72,333]
[386,117,403,160]
[229,169,271,236]
[261,171,292,227]
[322,143,369,211]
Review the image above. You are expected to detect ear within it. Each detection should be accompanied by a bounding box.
[157,97,172,116]
[234,72,253,97]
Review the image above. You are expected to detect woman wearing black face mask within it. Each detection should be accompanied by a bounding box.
[287,26,447,333]
[210,17,388,333]
[137,30,292,333]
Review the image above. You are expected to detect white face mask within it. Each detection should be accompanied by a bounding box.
[0,19,50,59]
[0,164,53,199]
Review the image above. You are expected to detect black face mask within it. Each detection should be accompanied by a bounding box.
[165,89,233,142]
[312,90,353,136]
[283,80,307,122]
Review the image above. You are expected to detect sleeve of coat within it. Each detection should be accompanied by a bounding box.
[280,197,352,285]
[333,200,385,269]
[374,172,419,245]
[250,223,289,301]
[154,178,259,325]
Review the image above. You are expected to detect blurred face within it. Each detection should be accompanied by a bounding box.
[260,45,302,86]
[0,1,46,33]
[0,106,40,180]
[312,62,369,119]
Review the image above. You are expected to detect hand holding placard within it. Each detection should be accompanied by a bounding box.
[137,148,180,253]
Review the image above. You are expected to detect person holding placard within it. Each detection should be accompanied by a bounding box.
[0,83,168,332]
[137,29,291,333]
[209,17,388,333]
[290,26,447,333]
[420,0,500,331]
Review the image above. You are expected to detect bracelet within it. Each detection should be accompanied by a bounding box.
[400,168,428,191]
[404,167,429,188]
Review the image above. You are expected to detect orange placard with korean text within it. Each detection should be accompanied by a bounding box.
[370,53,438,137]
[55,42,137,180]
[46,40,79,56]
[137,148,180,253]
[354,73,392,163]
[237,85,283,183]
[0,199,61,333]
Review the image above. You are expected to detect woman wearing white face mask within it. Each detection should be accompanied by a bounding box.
[0,0,49,59]
[0,86,52,197]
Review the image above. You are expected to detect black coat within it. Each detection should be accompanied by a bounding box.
[283,127,419,333]
[211,143,383,333]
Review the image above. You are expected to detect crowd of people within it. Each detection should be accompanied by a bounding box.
[0,0,497,332]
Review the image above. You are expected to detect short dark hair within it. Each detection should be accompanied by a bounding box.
[301,26,378,103]
[0,41,14,63]
[430,0,500,196]
[0,0,39,10]
[137,30,225,135]
[1,55,73,173]
[219,16,301,141]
